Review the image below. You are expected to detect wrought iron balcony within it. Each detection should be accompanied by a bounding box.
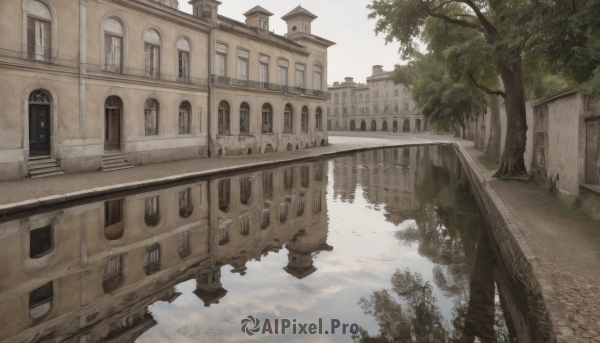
[0,46,78,68]
[85,63,208,87]
[211,75,329,98]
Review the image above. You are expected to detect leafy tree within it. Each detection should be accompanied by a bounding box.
[367,0,534,177]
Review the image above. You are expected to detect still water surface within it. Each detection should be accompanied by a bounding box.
[0,145,515,343]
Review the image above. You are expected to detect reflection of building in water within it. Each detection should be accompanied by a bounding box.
[0,162,330,343]
[332,147,422,224]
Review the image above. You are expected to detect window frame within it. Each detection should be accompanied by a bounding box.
[178,101,191,135]
[144,98,159,136]
[239,102,250,135]
[261,103,273,134]
[283,104,293,133]
[218,101,230,135]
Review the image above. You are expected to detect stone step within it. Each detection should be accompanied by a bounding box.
[100,165,135,172]
[30,170,65,179]
[103,152,124,157]
[28,162,60,170]
[103,156,127,163]
[28,158,58,166]
[29,155,51,161]
[102,161,131,168]
[29,166,63,176]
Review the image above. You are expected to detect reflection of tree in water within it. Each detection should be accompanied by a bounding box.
[359,146,512,343]
[359,270,447,342]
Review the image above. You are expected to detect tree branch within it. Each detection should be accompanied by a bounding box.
[430,0,462,13]
[459,0,501,39]
[468,71,506,98]
[426,7,485,34]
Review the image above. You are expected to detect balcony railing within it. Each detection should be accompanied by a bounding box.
[85,63,208,87]
[0,46,79,68]
[211,75,329,98]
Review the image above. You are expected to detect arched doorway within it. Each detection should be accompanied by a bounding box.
[104,96,122,151]
[327,120,332,131]
[382,121,388,131]
[371,120,377,131]
[403,119,410,132]
[360,121,366,131]
[350,120,356,131]
[393,121,398,132]
[415,119,422,132]
[28,90,51,156]
[287,143,293,151]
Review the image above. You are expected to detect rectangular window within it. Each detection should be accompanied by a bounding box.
[314,65,322,91]
[105,35,122,73]
[296,194,305,216]
[218,223,229,245]
[30,226,52,258]
[313,190,322,213]
[263,172,273,199]
[178,231,189,251]
[280,204,288,223]
[301,166,309,188]
[295,64,305,88]
[144,43,160,78]
[237,57,249,80]
[218,179,231,212]
[27,17,51,62]
[240,215,250,235]
[259,62,269,88]
[178,51,189,79]
[313,164,323,181]
[105,199,124,227]
[278,66,288,87]
[105,256,122,278]
[259,17,268,30]
[284,168,293,189]
[147,246,160,263]
[215,53,227,77]
[240,175,252,205]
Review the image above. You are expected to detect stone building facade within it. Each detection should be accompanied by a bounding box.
[0,161,330,342]
[326,65,425,133]
[0,0,333,181]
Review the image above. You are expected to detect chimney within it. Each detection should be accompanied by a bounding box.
[344,77,354,83]
[372,65,384,75]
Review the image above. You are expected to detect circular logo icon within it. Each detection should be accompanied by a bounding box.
[241,315,261,336]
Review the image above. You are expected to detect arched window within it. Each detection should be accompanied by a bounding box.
[218,101,230,134]
[29,281,53,318]
[104,18,124,73]
[179,101,191,134]
[144,99,159,135]
[177,37,190,80]
[143,29,161,78]
[403,119,411,132]
[350,120,356,131]
[371,120,377,131]
[283,104,293,133]
[262,103,273,133]
[26,1,52,62]
[239,102,250,134]
[382,121,388,131]
[315,108,323,131]
[301,106,308,132]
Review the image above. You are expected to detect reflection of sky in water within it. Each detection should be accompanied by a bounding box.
[137,161,476,342]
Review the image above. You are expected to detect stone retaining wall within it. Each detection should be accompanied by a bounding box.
[452,143,575,343]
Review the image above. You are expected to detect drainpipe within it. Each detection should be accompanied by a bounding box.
[207,26,214,158]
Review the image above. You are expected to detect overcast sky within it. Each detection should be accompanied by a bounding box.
[179,0,405,85]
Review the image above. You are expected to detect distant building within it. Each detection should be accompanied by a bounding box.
[327,65,425,133]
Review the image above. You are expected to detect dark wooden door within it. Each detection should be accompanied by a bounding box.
[105,109,120,151]
[29,105,50,156]
[586,121,599,185]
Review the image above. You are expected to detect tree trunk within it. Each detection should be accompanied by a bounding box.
[493,57,528,178]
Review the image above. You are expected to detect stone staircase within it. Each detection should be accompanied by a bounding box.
[100,152,134,172]
[28,156,65,179]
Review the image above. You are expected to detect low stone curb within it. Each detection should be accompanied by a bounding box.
[0,141,445,220]
[453,142,576,343]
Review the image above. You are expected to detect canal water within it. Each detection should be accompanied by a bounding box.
[0,145,517,343]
